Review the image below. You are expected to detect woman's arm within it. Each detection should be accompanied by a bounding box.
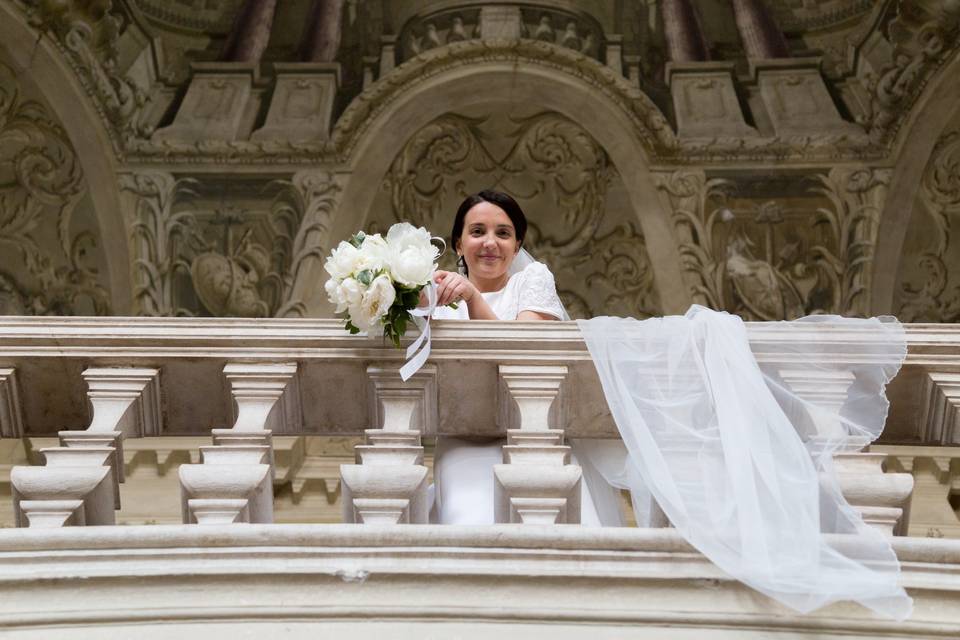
[433,271,500,320]
[517,310,559,321]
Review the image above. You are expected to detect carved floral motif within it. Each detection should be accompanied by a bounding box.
[121,170,339,318]
[381,111,660,319]
[0,62,109,315]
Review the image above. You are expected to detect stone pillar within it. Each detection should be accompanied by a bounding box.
[493,365,581,524]
[221,0,280,63]
[379,35,397,76]
[663,0,754,138]
[605,34,623,76]
[661,0,710,62]
[730,0,789,60]
[340,365,436,524]
[299,0,345,62]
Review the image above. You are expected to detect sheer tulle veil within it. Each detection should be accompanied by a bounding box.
[523,248,911,618]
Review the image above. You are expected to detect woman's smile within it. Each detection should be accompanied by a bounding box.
[457,201,519,292]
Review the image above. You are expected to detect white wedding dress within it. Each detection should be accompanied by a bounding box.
[431,260,608,526]
[429,258,911,619]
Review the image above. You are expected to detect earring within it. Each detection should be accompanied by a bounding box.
[456,254,467,275]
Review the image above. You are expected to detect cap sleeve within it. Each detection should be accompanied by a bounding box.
[516,261,565,320]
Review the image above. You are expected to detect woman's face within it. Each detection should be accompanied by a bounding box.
[457,201,520,283]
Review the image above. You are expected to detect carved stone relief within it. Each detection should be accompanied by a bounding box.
[654,167,887,319]
[16,0,152,146]
[367,108,661,319]
[0,62,110,315]
[121,170,339,317]
[399,6,604,63]
[896,126,960,322]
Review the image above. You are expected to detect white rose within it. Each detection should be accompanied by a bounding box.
[349,274,396,332]
[386,223,438,287]
[330,277,364,313]
[324,241,361,281]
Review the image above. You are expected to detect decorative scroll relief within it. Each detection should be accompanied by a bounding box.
[121,170,340,318]
[898,129,960,322]
[376,110,660,319]
[0,62,110,316]
[858,0,960,141]
[15,0,151,144]
[653,167,887,319]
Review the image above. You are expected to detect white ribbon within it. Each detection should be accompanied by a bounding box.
[399,281,438,381]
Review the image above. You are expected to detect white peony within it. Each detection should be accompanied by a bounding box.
[355,233,392,274]
[386,222,439,287]
[327,276,365,313]
[324,241,361,281]
[349,274,396,332]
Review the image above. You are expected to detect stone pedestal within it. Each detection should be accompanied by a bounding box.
[750,57,862,138]
[340,365,436,525]
[493,365,581,524]
[152,63,258,142]
[250,63,341,143]
[667,62,756,138]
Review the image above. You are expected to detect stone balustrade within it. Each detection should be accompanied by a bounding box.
[0,317,957,535]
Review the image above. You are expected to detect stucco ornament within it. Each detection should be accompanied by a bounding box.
[899,129,960,321]
[654,167,888,319]
[0,61,109,315]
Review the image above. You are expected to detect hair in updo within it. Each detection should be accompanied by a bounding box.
[451,190,527,275]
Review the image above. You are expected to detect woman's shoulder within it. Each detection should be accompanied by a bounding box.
[512,260,555,283]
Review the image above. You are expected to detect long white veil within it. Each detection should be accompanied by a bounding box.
[576,307,910,618]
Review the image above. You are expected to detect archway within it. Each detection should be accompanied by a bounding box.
[298,42,686,316]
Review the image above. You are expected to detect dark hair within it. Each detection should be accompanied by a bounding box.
[451,191,528,273]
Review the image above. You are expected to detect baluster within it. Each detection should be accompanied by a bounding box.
[779,368,913,535]
[10,367,161,527]
[179,362,297,524]
[493,365,581,524]
[340,364,436,524]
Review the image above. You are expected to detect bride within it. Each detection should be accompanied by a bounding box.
[428,190,608,523]
[428,189,911,620]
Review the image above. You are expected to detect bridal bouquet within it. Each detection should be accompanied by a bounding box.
[324,222,444,348]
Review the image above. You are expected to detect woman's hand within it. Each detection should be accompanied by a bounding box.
[433,270,476,307]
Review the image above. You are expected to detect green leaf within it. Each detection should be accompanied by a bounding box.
[357,269,373,286]
[349,231,366,248]
[345,319,360,335]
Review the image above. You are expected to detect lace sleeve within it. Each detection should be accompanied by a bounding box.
[516,262,565,319]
